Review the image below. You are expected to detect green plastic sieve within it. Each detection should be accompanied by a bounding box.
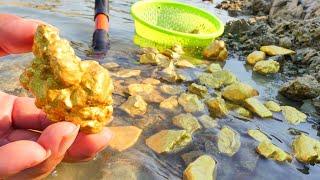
[131,0,224,47]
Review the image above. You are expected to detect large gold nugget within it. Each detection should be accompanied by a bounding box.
[20,25,113,133]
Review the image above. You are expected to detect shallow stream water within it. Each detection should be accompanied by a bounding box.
[0,0,319,179]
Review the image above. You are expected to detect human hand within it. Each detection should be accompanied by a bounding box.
[0,91,112,179]
[0,14,44,56]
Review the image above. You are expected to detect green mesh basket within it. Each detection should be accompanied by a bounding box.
[131,0,224,47]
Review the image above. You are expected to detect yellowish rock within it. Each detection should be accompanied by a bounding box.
[246,51,266,65]
[128,83,164,103]
[235,107,252,118]
[260,45,295,56]
[198,70,236,89]
[108,126,142,152]
[160,62,178,82]
[162,49,181,59]
[140,47,159,54]
[175,60,195,68]
[183,155,216,180]
[211,70,237,86]
[172,113,201,133]
[160,84,183,95]
[172,44,185,54]
[248,129,270,142]
[206,97,229,118]
[292,134,320,163]
[203,40,228,61]
[222,82,259,103]
[207,63,222,73]
[198,115,218,129]
[139,53,158,65]
[217,126,241,156]
[120,95,147,117]
[244,97,273,118]
[264,101,281,112]
[178,93,205,113]
[156,54,171,68]
[115,69,141,78]
[256,141,292,162]
[160,96,179,111]
[188,83,208,98]
[253,60,280,75]
[281,106,307,125]
[102,62,119,69]
[142,78,160,85]
[146,130,192,154]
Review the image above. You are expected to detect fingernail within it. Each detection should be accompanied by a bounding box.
[45,150,52,159]
[102,127,113,141]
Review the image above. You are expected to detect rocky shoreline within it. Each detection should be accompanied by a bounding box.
[217,0,320,113]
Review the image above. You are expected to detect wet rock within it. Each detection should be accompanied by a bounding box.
[160,84,183,95]
[279,37,293,48]
[139,47,159,54]
[181,151,205,165]
[248,129,270,142]
[253,60,280,75]
[128,83,164,103]
[235,107,252,118]
[178,93,205,113]
[264,101,281,112]
[222,82,259,104]
[175,60,195,68]
[108,126,142,152]
[162,49,181,59]
[217,126,241,157]
[279,75,320,101]
[160,62,178,82]
[256,141,292,162]
[102,62,120,69]
[188,83,208,98]
[216,0,245,12]
[292,134,320,164]
[160,96,179,112]
[199,70,237,89]
[198,114,218,129]
[206,97,229,118]
[120,95,147,117]
[260,45,295,56]
[199,73,222,89]
[183,155,216,180]
[139,53,158,65]
[203,40,228,61]
[313,97,320,113]
[281,106,307,125]
[212,70,237,86]
[172,44,185,54]
[207,63,222,73]
[246,51,266,65]
[156,54,171,68]
[146,129,192,154]
[142,78,160,85]
[244,97,273,118]
[172,113,201,133]
[115,69,141,78]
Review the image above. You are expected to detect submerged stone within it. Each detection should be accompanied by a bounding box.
[206,97,229,118]
[156,53,171,68]
[260,45,295,56]
[245,98,273,118]
[264,101,281,112]
[120,95,147,117]
[188,83,208,98]
[175,60,195,68]
[115,69,141,78]
[162,49,181,59]
[102,62,120,69]
[160,62,178,82]
[253,60,280,75]
[108,126,142,152]
[281,106,307,125]
[256,141,292,162]
[198,70,236,89]
[235,107,252,118]
[128,83,164,103]
[222,82,259,103]
[181,151,205,165]
[178,93,205,113]
[183,155,216,180]
[160,84,183,95]
[292,134,320,164]
[248,129,270,142]
[198,115,218,129]
[217,126,241,156]
[199,73,223,89]
[140,47,159,54]
[246,51,266,65]
[203,40,228,61]
[160,96,179,111]
[212,70,237,86]
[172,113,201,133]
[139,53,158,65]
[146,130,192,154]
[142,78,160,85]
[207,63,222,73]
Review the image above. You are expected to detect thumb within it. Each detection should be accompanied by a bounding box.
[9,122,79,179]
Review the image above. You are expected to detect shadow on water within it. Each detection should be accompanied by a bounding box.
[0,0,320,180]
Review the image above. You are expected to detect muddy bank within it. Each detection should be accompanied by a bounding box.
[217,0,320,112]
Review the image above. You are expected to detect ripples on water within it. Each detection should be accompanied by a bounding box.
[0,0,319,179]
